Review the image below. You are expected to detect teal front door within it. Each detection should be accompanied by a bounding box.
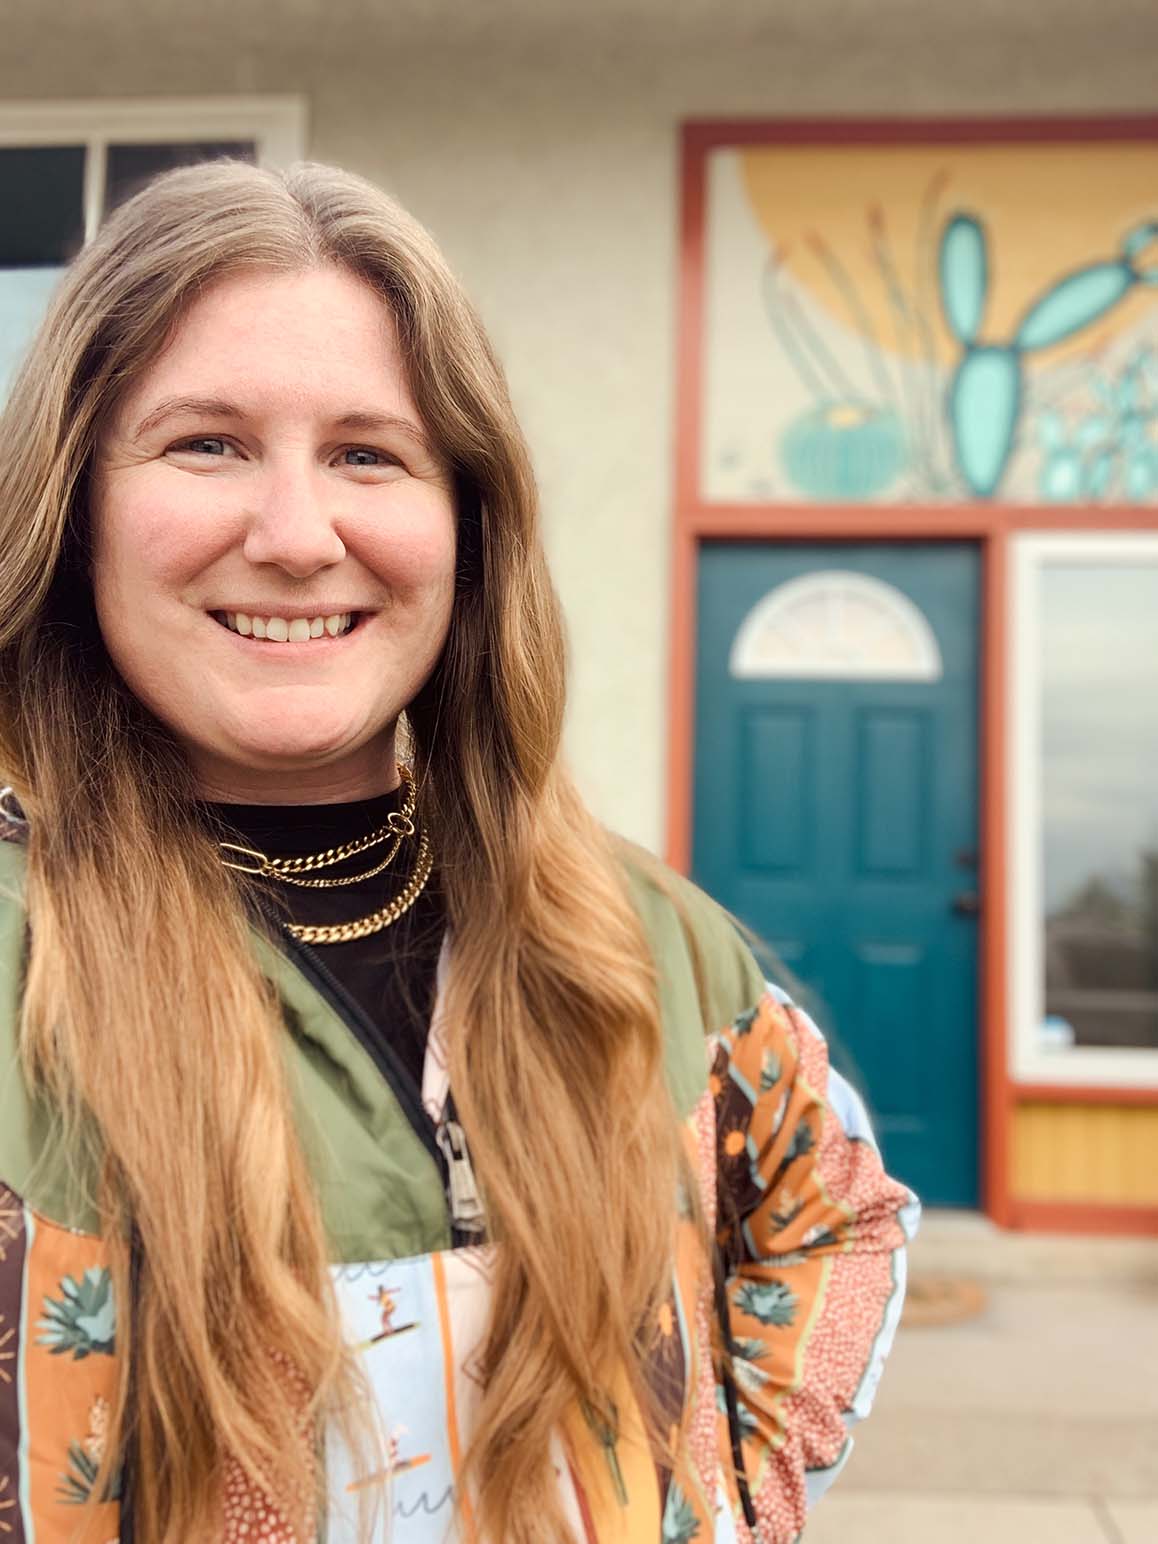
[692,543,980,1207]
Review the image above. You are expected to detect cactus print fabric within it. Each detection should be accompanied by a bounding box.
[0,1190,121,1542]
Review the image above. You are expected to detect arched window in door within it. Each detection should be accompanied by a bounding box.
[728,570,944,681]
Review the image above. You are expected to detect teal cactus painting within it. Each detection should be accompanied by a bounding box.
[701,136,1158,507]
[941,213,1158,497]
[1036,348,1158,501]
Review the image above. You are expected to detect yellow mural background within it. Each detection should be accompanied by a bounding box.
[739,142,1158,368]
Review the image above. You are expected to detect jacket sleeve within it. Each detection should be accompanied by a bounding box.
[711,984,920,1543]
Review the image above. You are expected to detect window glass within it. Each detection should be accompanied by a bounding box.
[0,145,85,265]
[0,268,62,394]
[105,140,255,212]
[1041,561,1158,1049]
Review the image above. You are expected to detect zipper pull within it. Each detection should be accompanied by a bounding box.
[436,1119,487,1239]
[581,1397,628,1506]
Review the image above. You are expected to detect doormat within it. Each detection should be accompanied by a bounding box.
[902,1273,988,1328]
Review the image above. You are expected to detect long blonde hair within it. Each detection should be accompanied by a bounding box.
[0,162,683,1541]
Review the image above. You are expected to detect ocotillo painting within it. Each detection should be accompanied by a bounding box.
[702,137,1158,505]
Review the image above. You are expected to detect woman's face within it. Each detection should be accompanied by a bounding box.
[91,265,458,803]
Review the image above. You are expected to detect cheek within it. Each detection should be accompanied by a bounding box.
[89,488,144,623]
[91,472,236,607]
[361,499,458,600]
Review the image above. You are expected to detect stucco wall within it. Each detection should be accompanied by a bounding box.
[4,1,1156,850]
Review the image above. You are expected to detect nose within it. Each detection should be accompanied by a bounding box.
[241,465,346,577]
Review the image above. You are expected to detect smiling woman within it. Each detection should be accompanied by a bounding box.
[91,265,458,801]
[0,161,915,1544]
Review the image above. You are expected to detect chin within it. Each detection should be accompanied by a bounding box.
[211,703,384,769]
[177,692,402,795]
[229,728,368,769]
[202,719,369,778]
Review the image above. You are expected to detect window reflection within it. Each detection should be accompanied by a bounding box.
[105,141,255,212]
[0,145,84,266]
[1042,563,1158,1049]
[0,269,63,394]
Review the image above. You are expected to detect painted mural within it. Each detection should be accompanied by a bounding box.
[702,140,1158,504]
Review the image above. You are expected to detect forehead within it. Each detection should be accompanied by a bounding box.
[118,264,413,420]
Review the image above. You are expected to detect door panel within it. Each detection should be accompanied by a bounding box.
[741,708,814,872]
[693,543,980,1207]
[855,707,930,875]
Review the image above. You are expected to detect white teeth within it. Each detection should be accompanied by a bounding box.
[217,611,355,640]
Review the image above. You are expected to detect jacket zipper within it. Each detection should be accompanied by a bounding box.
[279,929,487,1246]
[436,1117,487,1242]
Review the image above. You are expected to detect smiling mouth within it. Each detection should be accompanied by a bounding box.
[210,610,362,642]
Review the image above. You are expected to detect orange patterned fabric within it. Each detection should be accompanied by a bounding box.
[19,1206,120,1542]
[711,993,915,1542]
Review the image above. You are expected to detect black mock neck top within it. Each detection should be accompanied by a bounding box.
[203,785,444,1093]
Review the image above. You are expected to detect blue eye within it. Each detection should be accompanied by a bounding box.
[179,437,228,455]
[342,447,388,467]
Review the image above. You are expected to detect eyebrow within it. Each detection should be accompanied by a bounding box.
[130,395,435,453]
[132,396,240,439]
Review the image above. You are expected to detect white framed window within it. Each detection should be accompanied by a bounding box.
[1010,532,1158,1088]
[0,96,306,392]
[729,570,943,681]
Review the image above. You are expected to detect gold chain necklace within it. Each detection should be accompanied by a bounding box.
[284,826,434,944]
[215,766,433,943]
[218,768,418,888]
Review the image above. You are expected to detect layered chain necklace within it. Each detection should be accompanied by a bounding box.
[218,766,433,945]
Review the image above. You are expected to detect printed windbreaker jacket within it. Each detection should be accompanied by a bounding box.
[0,836,919,1543]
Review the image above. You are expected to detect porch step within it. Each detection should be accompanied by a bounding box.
[909,1209,1158,1287]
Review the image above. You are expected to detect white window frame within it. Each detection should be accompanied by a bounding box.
[0,96,307,241]
[1009,531,1158,1089]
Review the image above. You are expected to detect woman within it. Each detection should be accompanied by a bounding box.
[0,161,916,1543]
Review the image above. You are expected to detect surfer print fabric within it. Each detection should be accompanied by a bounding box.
[0,981,917,1543]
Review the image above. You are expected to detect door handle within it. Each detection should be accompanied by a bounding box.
[953,891,981,916]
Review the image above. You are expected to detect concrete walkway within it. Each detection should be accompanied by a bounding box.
[801,1212,1158,1543]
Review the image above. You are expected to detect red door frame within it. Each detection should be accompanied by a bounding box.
[668,116,1158,1233]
